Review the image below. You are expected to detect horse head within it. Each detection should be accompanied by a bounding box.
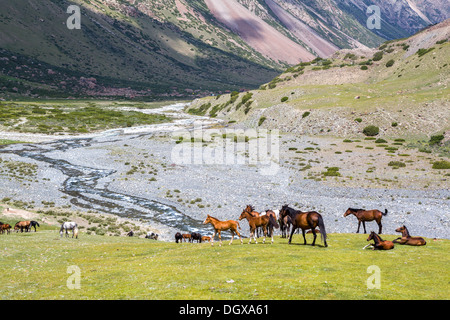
[203,215,211,225]
[238,210,249,221]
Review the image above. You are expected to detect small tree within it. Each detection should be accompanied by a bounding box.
[385,59,395,67]
[363,125,379,136]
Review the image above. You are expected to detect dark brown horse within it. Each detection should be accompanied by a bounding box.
[279,205,327,247]
[393,226,426,246]
[344,208,387,234]
[14,221,31,233]
[175,232,183,243]
[203,215,243,246]
[366,231,394,250]
[239,210,279,244]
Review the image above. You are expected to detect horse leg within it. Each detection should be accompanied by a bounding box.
[229,230,234,245]
[288,227,296,244]
[302,229,307,245]
[218,231,222,247]
[262,226,267,244]
[211,231,215,246]
[378,220,382,234]
[356,220,361,233]
[311,228,317,246]
[362,221,367,234]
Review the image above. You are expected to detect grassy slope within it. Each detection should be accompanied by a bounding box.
[0,218,448,300]
[187,38,449,138]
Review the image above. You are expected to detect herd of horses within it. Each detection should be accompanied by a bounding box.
[0,220,40,234]
[183,204,426,250]
[1,205,427,251]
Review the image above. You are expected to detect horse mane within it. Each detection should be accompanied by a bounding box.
[403,225,410,237]
[349,208,363,212]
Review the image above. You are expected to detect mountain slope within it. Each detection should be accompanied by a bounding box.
[0,0,448,99]
[186,19,450,138]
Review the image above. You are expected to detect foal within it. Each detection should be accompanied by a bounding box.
[365,231,394,250]
[239,210,279,244]
[393,225,426,246]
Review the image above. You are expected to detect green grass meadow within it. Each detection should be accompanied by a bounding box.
[0,222,448,300]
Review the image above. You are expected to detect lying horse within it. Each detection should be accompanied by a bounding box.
[279,205,327,247]
[60,221,78,239]
[393,225,426,246]
[14,221,31,233]
[364,231,394,250]
[145,232,159,240]
[344,208,387,234]
[203,214,243,247]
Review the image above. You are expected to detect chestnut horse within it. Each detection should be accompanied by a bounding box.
[279,205,327,247]
[393,226,426,246]
[203,215,243,247]
[344,208,387,234]
[14,221,31,233]
[365,231,394,250]
[0,223,11,234]
[239,210,279,244]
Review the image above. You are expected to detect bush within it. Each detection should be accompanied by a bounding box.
[281,96,289,102]
[302,111,310,118]
[385,59,395,67]
[432,160,450,169]
[258,117,266,126]
[363,125,379,136]
[360,65,368,70]
[372,51,384,61]
[429,134,444,146]
[388,161,406,168]
[375,138,387,143]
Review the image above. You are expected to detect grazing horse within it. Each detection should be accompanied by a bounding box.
[365,231,394,250]
[29,221,40,232]
[175,232,183,243]
[203,215,243,247]
[201,236,211,243]
[14,221,31,233]
[344,208,387,234]
[145,232,159,240]
[0,223,11,234]
[279,205,328,247]
[191,232,202,243]
[60,221,78,239]
[239,209,279,244]
[393,226,426,246]
[182,233,192,243]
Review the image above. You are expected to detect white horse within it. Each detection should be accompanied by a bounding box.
[60,221,78,239]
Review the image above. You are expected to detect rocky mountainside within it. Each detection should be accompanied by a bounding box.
[186,19,450,139]
[0,0,448,99]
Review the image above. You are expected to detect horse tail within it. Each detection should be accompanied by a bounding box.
[269,214,279,229]
[36,221,40,227]
[236,221,241,230]
[318,214,327,247]
[383,209,388,216]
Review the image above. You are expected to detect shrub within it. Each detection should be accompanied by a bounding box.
[323,167,341,177]
[258,117,266,126]
[417,47,435,57]
[372,51,384,61]
[302,111,310,118]
[432,160,450,169]
[355,118,362,122]
[391,122,398,127]
[281,96,288,102]
[388,161,406,168]
[360,65,368,70]
[363,125,379,136]
[385,59,395,67]
[429,134,444,146]
[375,138,387,143]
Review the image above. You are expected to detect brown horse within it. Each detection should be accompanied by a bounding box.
[203,215,243,247]
[279,205,327,247]
[366,231,394,250]
[0,224,11,234]
[239,210,279,244]
[344,208,387,234]
[14,221,31,233]
[182,233,192,243]
[393,226,426,246]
